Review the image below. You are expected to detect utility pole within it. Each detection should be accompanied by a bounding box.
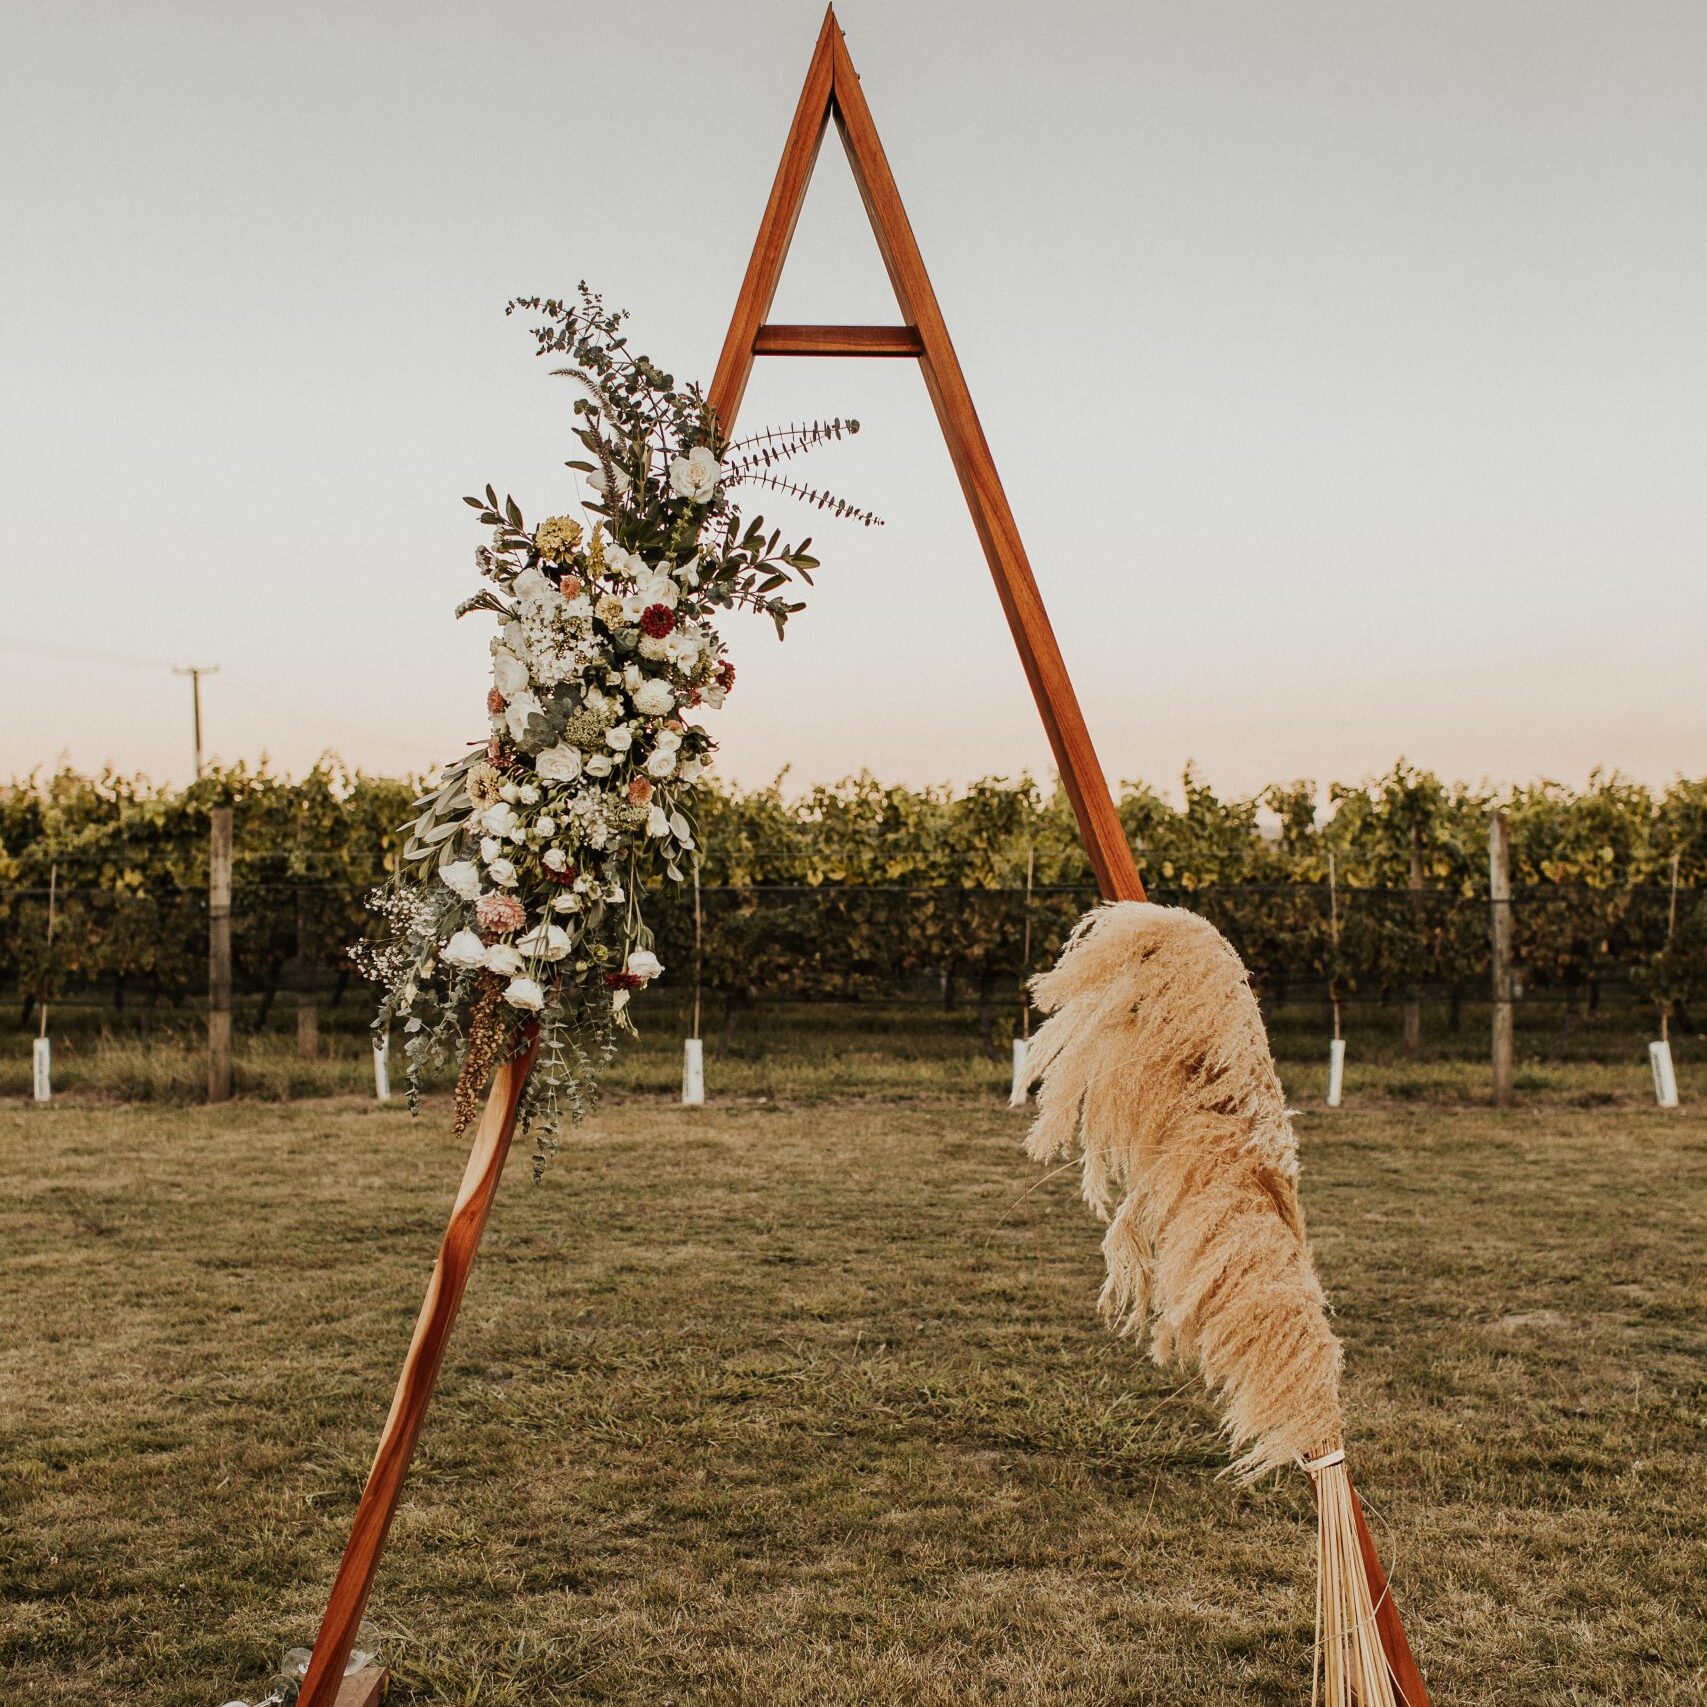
[173,664,219,778]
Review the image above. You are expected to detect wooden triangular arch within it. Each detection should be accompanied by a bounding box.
[290,12,1429,1705]
[707,6,1144,904]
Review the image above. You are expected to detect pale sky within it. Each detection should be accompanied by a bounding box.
[3,0,1703,800]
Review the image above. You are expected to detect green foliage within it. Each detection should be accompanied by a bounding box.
[2,761,1704,1036]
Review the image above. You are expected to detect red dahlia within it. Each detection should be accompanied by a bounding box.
[715,659,736,689]
[640,603,676,638]
[604,970,643,992]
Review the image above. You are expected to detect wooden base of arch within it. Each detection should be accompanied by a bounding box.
[290,9,1428,1705]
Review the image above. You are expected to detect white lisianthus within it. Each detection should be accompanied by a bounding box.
[484,942,525,977]
[481,802,519,837]
[668,445,722,503]
[646,804,670,838]
[677,554,702,589]
[661,628,702,669]
[678,758,704,783]
[535,742,582,784]
[517,922,571,962]
[480,836,503,864]
[503,975,546,1012]
[487,857,518,887]
[587,464,631,500]
[623,663,643,691]
[627,949,665,982]
[442,929,487,970]
[645,747,678,780]
[606,724,633,753]
[504,690,543,742]
[542,846,568,872]
[703,683,727,709]
[632,677,675,716]
[491,648,529,698]
[512,566,549,602]
[603,543,642,577]
[439,860,483,902]
[584,753,614,778]
[551,891,579,912]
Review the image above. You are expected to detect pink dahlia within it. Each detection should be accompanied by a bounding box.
[475,893,527,936]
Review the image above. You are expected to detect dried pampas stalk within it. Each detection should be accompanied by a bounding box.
[1017,901,1402,1706]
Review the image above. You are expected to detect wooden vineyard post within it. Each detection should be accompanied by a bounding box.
[208,806,233,1102]
[1490,809,1515,1107]
[288,11,1426,1704]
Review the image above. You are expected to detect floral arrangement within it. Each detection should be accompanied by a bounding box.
[359,286,875,1166]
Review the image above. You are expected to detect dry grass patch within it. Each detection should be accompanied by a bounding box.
[1,1092,1703,1704]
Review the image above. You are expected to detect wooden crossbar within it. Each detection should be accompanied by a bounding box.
[752,323,925,356]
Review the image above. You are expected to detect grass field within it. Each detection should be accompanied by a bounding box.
[2,1075,1704,1704]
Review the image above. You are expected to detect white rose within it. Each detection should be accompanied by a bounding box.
[634,570,678,610]
[542,846,568,872]
[668,445,722,503]
[654,727,682,753]
[481,802,519,837]
[517,922,571,962]
[504,975,546,1012]
[505,690,543,742]
[632,677,675,716]
[606,725,633,753]
[491,649,529,699]
[439,859,482,902]
[584,753,614,778]
[678,758,705,783]
[487,857,518,887]
[442,929,487,970]
[484,942,525,976]
[645,747,677,780]
[626,949,665,982]
[587,464,631,500]
[535,742,582,784]
[517,783,540,806]
[536,815,556,837]
[551,892,579,912]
